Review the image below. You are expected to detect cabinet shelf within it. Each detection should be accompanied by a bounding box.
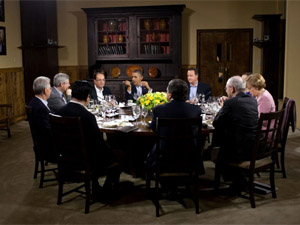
[84,5,185,100]
[140,29,169,33]
[99,43,126,45]
[98,31,126,34]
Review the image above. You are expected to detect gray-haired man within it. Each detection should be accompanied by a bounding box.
[47,73,72,113]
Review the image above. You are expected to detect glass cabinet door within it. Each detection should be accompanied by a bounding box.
[96,18,128,57]
[138,17,171,57]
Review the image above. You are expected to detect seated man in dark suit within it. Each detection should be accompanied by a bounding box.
[212,76,258,195]
[147,79,202,198]
[47,73,72,113]
[57,80,120,199]
[147,79,202,170]
[187,67,212,103]
[90,69,112,103]
[28,76,57,162]
[123,69,152,102]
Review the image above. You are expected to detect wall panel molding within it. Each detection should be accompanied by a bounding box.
[0,67,26,123]
[59,65,88,83]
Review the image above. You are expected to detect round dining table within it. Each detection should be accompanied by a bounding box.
[96,106,214,178]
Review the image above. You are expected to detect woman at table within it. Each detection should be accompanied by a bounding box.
[246,73,275,116]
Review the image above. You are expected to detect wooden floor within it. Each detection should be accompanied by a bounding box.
[1,121,300,224]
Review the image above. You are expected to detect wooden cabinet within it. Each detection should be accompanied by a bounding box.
[83,5,185,101]
[252,14,284,105]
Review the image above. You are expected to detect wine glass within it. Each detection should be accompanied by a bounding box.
[132,105,141,125]
[141,107,149,125]
[100,104,107,120]
[133,93,138,101]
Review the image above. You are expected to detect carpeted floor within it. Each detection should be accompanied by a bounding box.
[1,121,300,224]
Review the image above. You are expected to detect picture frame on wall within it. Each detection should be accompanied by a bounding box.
[0,0,4,22]
[0,26,6,55]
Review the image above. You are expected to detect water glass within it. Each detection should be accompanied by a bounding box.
[141,107,149,125]
[132,105,141,124]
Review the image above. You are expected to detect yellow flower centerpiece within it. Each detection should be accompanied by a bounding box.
[137,92,168,111]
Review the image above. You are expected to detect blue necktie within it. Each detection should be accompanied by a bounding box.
[62,93,66,104]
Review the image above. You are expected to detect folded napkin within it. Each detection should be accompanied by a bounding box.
[100,120,134,128]
[101,121,119,128]
[116,126,138,133]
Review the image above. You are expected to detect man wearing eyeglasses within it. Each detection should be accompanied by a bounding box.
[47,73,72,113]
[90,69,112,103]
[212,76,258,196]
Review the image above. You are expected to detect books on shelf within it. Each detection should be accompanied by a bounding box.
[98,45,125,55]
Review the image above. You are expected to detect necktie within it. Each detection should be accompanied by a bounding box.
[62,93,66,104]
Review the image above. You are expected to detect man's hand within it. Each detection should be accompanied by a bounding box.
[123,80,131,92]
[141,81,151,91]
[66,88,72,96]
[219,96,228,107]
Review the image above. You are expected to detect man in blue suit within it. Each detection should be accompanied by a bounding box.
[187,67,212,102]
[123,69,152,102]
[28,76,57,162]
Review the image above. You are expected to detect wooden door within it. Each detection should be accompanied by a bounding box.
[197,29,253,96]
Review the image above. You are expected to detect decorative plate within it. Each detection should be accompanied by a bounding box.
[111,67,121,78]
[126,65,143,77]
[148,66,158,78]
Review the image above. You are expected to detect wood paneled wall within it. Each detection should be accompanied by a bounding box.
[0,68,26,123]
[0,65,191,124]
[59,65,89,84]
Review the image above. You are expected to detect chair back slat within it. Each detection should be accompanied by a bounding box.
[49,115,90,176]
[281,98,296,143]
[250,110,284,169]
[155,117,203,173]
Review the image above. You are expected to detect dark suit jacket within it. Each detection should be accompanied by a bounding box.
[150,100,202,132]
[213,92,258,163]
[90,86,112,102]
[125,84,149,102]
[47,87,71,113]
[57,102,115,173]
[147,100,202,170]
[28,97,57,162]
[188,82,212,100]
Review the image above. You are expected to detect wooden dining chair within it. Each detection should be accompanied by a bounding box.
[214,110,284,208]
[25,105,57,188]
[49,114,93,214]
[0,104,13,138]
[275,97,296,178]
[146,117,203,217]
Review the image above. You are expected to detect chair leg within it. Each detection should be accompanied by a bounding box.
[193,178,200,214]
[248,175,256,208]
[85,180,91,214]
[280,151,287,178]
[39,160,45,188]
[214,163,221,191]
[155,174,160,217]
[145,172,151,198]
[7,128,11,138]
[57,181,63,205]
[275,152,280,169]
[270,164,277,198]
[33,156,39,179]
